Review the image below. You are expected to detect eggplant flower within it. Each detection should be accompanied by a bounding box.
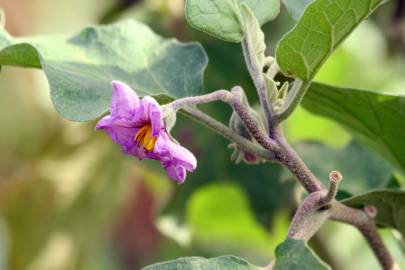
[96,81,197,183]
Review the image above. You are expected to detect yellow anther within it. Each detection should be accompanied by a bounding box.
[134,124,157,152]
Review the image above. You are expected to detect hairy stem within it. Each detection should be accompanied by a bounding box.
[181,106,273,160]
[241,39,274,135]
[228,86,277,151]
[261,126,394,269]
[167,90,230,110]
[273,129,324,192]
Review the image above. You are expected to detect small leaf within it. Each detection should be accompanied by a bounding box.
[0,20,208,121]
[276,0,387,80]
[142,255,260,270]
[185,0,280,42]
[343,190,405,238]
[240,3,266,69]
[282,0,314,20]
[264,74,278,103]
[273,239,331,270]
[294,141,393,197]
[302,82,405,176]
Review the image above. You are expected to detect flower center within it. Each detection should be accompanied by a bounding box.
[134,124,157,152]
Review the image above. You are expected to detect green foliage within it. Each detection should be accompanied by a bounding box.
[303,82,405,176]
[0,20,207,121]
[294,141,393,197]
[142,255,259,270]
[186,183,284,258]
[273,239,330,269]
[276,0,386,80]
[282,0,314,20]
[343,190,405,238]
[185,0,280,42]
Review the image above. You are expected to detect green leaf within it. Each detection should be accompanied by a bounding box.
[343,190,405,237]
[240,3,266,69]
[273,239,331,270]
[0,20,208,121]
[185,0,280,42]
[302,82,405,176]
[185,183,284,257]
[294,141,393,197]
[142,255,260,270]
[276,0,387,80]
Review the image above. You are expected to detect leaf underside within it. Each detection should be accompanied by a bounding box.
[185,0,280,42]
[276,0,386,80]
[303,82,405,177]
[0,20,208,121]
[142,255,260,270]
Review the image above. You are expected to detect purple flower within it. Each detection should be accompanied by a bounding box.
[96,81,197,183]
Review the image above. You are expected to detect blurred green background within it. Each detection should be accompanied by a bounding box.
[1,0,405,269]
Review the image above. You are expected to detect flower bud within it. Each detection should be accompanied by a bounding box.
[228,110,264,165]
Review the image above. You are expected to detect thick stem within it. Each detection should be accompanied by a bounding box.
[359,224,396,270]
[271,128,395,269]
[166,87,277,152]
[228,86,277,152]
[167,90,230,111]
[241,39,274,135]
[273,131,324,192]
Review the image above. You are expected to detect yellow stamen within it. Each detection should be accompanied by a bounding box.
[134,124,157,152]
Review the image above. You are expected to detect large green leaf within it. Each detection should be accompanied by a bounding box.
[273,239,330,270]
[185,183,284,259]
[302,82,405,176]
[294,141,393,197]
[276,0,386,80]
[185,0,280,42]
[142,255,260,270]
[343,190,405,238]
[0,20,207,121]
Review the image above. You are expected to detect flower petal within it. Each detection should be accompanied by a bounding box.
[164,164,187,183]
[133,96,163,135]
[152,132,197,182]
[110,81,139,119]
[97,116,138,153]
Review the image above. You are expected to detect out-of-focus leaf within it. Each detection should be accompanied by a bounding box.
[343,190,405,238]
[282,0,313,20]
[142,255,260,270]
[186,183,284,260]
[302,82,405,176]
[0,140,130,270]
[294,141,393,197]
[185,0,280,42]
[0,20,207,121]
[276,0,387,80]
[273,239,330,270]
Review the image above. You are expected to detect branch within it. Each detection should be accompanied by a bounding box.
[241,39,274,133]
[167,87,278,152]
[181,106,273,161]
[272,131,396,269]
[287,171,342,241]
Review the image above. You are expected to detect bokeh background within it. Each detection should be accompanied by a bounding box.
[1,0,405,269]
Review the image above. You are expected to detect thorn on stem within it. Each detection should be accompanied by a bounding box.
[329,170,343,183]
[364,205,378,219]
[323,170,343,204]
